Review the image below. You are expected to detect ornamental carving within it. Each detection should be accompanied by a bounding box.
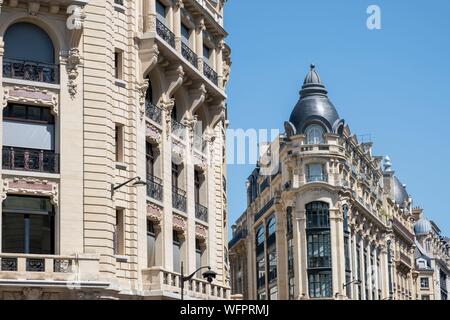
[172,140,185,165]
[137,79,149,121]
[66,48,81,98]
[147,202,163,223]
[3,86,58,115]
[22,288,43,300]
[195,224,208,241]
[2,177,59,205]
[146,123,162,145]
[173,214,187,233]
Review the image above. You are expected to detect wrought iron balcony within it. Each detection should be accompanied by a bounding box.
[306,174,328,183]
[3,58,59,84]
[203,61,218,85]
[171,119,186,140]
[195,203,208,223]
[156,19,175,48]
[2,146,59,174]
[222,175,227,193]
[147,174,163,202]
[172,186,187,212]
[229,228,248,248]
[254,198,275,222]
[181,42,198,68]
[114,0,124,5]
[145,101,163,124]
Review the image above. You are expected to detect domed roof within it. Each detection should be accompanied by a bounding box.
[414,218,432,236]
[287,65,343,134]
[393,176,409,205]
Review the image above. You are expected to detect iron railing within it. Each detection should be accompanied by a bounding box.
[228,228,248,248]
[254,198,275,222]
[203,61,218,85]
[171,119,186,140]
[145,101,163,124]
[181,42,198,68]
[147,174,163,202]
[172,186,187,212]
[2,146,60,173]
[3,58,59,84]
[156,19,175,48]
[222,175,227,193]
[114,0,124,5]
[306,174,328,183]
[195,203,208,222]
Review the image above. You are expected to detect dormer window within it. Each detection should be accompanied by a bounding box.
[305,124,325,145]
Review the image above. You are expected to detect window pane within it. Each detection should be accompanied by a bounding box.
[28,214,53,254]
[2,212,25,253]
[181,24,190,44]
[156,1,166,22]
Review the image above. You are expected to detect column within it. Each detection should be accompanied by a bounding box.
[195,18,205,74]
[275,208,288,300]
[144,0,156,32]
[173,0,182,51]
[297,208,308,299]
[216,40,224,88]
[330,207,345,299]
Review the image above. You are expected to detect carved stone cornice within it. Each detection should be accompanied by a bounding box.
[147,202,163,224]
[3,86,58,115]
[195,224,208,241]
[173,214,187,234]
[146,122,162,146]
[140,43,159,76]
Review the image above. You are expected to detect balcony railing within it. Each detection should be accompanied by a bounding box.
[222,175,227,193]
[145,101,163,124]
[229,228,248,248]
[195,203,208,223]
[2,146,59,174]
[0,253,100,282]
[3,58,59,84]
[172,186,187,212]
[306,174,328,183]
[171,119,186,140]
[147,175,163,202]
[203,61,218,85]
[156,19,175,48]
[142,267,229,299]
[181,42,198,68]
[254,198,274,222]
[114,0,124,5]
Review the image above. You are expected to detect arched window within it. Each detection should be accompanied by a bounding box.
[3,23,56,83]
[306,201,332,298]
[267,216,276,236]
[4,23,54,63]
[256,225,265,246]
[305,124,325,145]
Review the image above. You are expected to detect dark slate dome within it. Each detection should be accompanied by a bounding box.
[286,65,343,135]
[393,176,410,205]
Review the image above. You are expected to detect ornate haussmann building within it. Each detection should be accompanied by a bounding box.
[228,65,450,300]
[0,0,231,299]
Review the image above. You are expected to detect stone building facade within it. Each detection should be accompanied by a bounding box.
[0,0,231,300]
[229,65,449,300]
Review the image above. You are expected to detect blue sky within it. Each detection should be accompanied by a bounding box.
[224,0,450,236]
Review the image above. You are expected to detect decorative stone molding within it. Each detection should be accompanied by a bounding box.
[174,0,184,9]
[172,139,185,164]
[195,224,208,241]
[147,202,163,224]
[28,2,40,16]
[165,65,185,99]
[140,43,159,76]
[173,214,187,234]
[66,48,81,98]
[162,98,175,138]
[189,83,207,116]
[146,122,162,146]
[2,177,59,205]
[210,100,226,129]
[137,78,149,121]
[3,86,58,115]
[22,287,43,300]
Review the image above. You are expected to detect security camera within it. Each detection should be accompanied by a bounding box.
[202,269,217,284]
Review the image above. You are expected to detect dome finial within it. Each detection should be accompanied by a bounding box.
[310,63,315,70]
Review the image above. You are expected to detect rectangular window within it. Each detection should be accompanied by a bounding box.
[256,254,265,289]
[194,170,200,204]
[173,231,181,273]
[203,45,211,62]
[420,277,429,289]
[308,271,332,298]
[115,124,124,162]
[2,196,55,254]
[307,232,331,268]
[146,142,155,177]
[114,209,125,255]
[172,163,179,189]
[196,239,202,277]
[156,0,166,22]
[114,49,123,80]
[181,24,190,45]
[307,163,324,182]
[288,276,295,300]
[267,246,277,283]
[147,220,156,267]
[269,286,278,300]
[3,104,55,151]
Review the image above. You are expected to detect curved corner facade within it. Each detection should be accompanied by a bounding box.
[0,0,231,300]
[229,66,450,300]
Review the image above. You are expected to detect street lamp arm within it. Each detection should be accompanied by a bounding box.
[113,177,142,191]
[182,266,212,282]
